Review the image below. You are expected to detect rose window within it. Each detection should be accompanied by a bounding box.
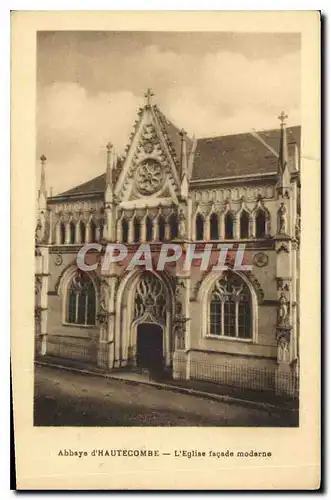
[135,159,164,195]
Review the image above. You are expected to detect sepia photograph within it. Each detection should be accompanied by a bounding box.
[34,30,301,427]
[11,10,320,490]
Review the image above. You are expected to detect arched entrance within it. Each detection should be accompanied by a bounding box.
[136,323,163,371]
[115,270,174,370]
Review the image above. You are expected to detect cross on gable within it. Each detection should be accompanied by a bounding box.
[278,111,288,127]
[144,88,154,106]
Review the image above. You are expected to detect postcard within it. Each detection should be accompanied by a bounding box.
[11,10,320,490]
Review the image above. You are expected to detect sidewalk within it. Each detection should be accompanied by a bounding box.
[34,356,298,414]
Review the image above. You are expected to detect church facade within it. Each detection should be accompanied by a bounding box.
[35,91,300,396]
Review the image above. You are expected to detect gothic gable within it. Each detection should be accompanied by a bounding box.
[115,104,181,205]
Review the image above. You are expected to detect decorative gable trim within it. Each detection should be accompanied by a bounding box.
[115,106,181,203]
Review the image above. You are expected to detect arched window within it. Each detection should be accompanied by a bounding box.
[69,221,76,244]
[122,218,129,243]
[146,216,153,242]
[196,213,204,241]
[255,209,266,238]
[224,212,234,239]
[209,272,252,339]
[210,213,219,240]
[79,221,86,243]
[240,210,250,239]
[169,213,178,240]
[60,221,66,245]
[133,217,140,243]
[158,215,165,242]
[66,272,96,326]
[90,219,96,242]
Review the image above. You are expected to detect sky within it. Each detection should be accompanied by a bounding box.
[36,31,301,196]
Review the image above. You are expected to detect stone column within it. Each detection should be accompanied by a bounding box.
[140,219,146,242]
[48,210,53,245]
[204,216,210,241]
[35,246,49,356]
[152,217,159,241]
[128,217,134,243]
[75,220,81,244]
[234,215,240,239]
[97,271,118,370]
[55,222,61,245]
[116,218,122,242]
[85,223,91,243]
[249,215,255,238]
[219,213,225,240]
[165,222,171,241]
[65,222,71,245]
[274,273,297,397]
[105,203,116,242]
[172,274,191,380]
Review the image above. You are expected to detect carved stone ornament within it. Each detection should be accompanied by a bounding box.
[277,292,291,327]
[253,252,268,268]
[55,254,63,266]
[277,333,290,363]
[295,215,301,241]
[276,278,291,291]
[99,278,109,314]
[276,325,292,346]
[173,278,184,316]
[34,306,42,334]
[35,276,42,296]
[134,274,166,323]
[178,209,187,239]
[143,141,154,154]
[276,243,290,254]
[278,202,288,234]
[174,323,185,350]
[97,312,109,329]
[135,159,165,195]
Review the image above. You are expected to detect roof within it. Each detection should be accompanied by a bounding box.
[53,112,300,199]
[153,105,194,169]
[58,173,106,197]
[191,126,300,181]
[56,156,124,197]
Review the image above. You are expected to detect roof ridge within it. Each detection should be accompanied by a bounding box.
[197,125,301,142]
[56,172,106,197]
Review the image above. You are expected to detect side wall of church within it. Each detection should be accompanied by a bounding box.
[187,253,278,372]
[45,251,100,362]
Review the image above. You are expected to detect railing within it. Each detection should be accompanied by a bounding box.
[34,336,299,400]
[174,355,299,400]
[35,335,96,363]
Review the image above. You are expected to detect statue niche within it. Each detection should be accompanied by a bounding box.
[277,203,288,235]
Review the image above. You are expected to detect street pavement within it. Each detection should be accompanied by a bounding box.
[34,364,295,427]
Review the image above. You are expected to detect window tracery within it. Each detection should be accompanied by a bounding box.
[133,273,167,322]
[66,272,96,326]
[209,272,252,339]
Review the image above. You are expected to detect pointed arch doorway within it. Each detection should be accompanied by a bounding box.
[136,323,163,371]
[115,270,174,373]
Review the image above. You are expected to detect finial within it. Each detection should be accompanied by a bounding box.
[40,154,47,164]
[278,111,288,128]
[179,128,187,138]
[106,142,113,152]
[144,88,154,106]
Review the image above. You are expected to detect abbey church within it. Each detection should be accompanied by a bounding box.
[35,90,300,396]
